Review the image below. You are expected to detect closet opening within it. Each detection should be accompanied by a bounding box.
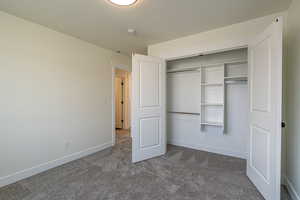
[166,48,249,158]
[165,46,285,199]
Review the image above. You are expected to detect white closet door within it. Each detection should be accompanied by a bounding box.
[132,54,166,163]
[247,18,282,200]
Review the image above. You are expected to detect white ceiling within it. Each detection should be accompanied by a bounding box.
[0,0,291,55]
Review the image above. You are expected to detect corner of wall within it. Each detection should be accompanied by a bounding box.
[285,0,300,199]
[0,142,112,188]
[285,176,300,200]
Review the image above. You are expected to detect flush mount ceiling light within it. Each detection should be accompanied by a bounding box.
[108,0,138,6]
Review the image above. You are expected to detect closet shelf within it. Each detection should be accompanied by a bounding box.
[201,103,224,106]
[224,76,248,81]
[168,111,200,116]
[167,59,247,73]
[202,59,247,68]
[201,83,223,86]
[200,122,224,127]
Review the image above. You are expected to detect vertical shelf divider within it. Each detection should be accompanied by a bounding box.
[199,66,204,131]
[200,63,225,132]
[222,64,226,133]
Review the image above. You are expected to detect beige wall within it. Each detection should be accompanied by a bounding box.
[0,11,130,186]
[286,0,300,198]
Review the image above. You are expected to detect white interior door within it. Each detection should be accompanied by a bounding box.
[132,54,166,163]
[247,17,282,200]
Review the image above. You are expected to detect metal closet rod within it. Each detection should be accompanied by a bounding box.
[168,111,200,115]
[225,80,248,84]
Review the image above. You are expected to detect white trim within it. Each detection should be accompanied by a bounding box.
[285,176,300,200]
[0,142,112,188]
[112,67,116,146]
[168,140,246,159]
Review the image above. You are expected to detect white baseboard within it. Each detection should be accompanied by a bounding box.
[285,176,300,200]
[168,140,246,159]
[0,142,112,188]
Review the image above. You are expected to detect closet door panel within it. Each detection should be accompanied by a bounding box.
[247,19,282,200]
[132,54,166,163]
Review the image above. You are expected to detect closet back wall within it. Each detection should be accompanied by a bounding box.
[167,49,248,159]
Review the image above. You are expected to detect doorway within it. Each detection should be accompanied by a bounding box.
[113,68,131,144]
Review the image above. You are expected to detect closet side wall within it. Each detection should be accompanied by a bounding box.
[167,49,248,158]
[286,0,300,196]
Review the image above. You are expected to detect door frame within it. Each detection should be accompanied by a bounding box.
[112,66,131,146]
